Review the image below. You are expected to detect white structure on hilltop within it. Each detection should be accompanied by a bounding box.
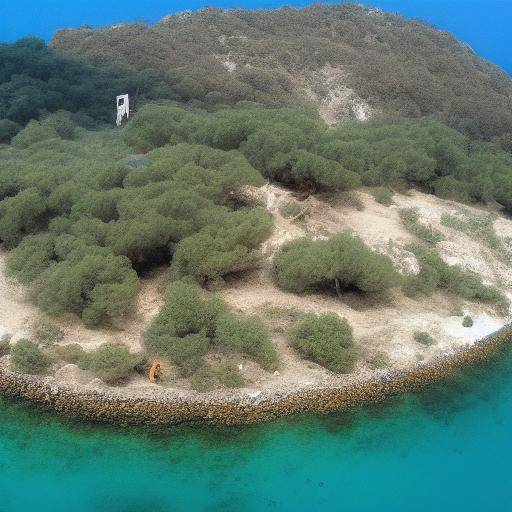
[116,94,130,126]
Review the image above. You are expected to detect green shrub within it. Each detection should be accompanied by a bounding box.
[191,365,217,392]
[37,253,139,326]
[399,208,443,244]
[275,232,398,295]
[368,352,391,369]
[413,331,436,346]
[279,201,303,219]
[7,233,55,283]
[404,245,509,314]
[371,187,393,206]
[55,343,85,364]
[171,208,272,284]
[462,315,474,328]
[80,344,143,384]
[215,363,244,388]
[0,119,21,143]
[164,333,210,376]
[11,339,51,374]
[215,313,278,371]
[291,313,358,373]
[31,318,64,345]
[144,282,228,373]
[11,120,58,148]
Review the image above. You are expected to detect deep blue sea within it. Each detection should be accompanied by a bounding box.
[1,2,511,510]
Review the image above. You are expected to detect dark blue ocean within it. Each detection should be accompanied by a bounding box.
[1,1,511,75]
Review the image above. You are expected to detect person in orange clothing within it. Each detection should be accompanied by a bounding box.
[149,362,162,384]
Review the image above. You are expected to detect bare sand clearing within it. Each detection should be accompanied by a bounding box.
[1,185,511,394]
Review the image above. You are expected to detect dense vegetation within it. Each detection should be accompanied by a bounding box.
[0,37,176,138]
[1,111,269,325]
[121,104,512,211]
[275,232,397,295]
[145,281,277,374]
[52,4,512,142]
[291,313,358,373]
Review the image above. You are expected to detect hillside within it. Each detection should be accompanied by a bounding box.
[51,4,512,142]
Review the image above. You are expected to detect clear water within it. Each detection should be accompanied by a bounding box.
[1,348,511,511]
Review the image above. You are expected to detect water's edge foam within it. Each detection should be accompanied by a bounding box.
[1,323,511,426]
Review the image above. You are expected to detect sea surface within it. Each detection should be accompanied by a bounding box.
[1,346,511,511]
[0,1,511,75]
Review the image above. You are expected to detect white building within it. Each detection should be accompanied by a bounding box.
[116,94,130,126]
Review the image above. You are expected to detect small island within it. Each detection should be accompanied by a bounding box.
[1,5,512,425]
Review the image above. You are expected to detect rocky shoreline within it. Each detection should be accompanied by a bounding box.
[1,323,511,426]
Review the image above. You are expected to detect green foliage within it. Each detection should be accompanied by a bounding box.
[399,208,443,244]
[37,253,139,326]
[403,245,509,314]
[291,313,358,373]
[371,187,393,206]
[31,318,64,345]
[11,120,58,148]
[216,362,244,388]
[440,211,510,264]
[80,343,143,384]
[11,339,51,374]
[413,331,436,346]
[275,232,398,295]
[0,37,176,127]
[52,5,512,142]
[7,233,55,283]
[0,119,21,143]
[279,201,303,219]
[144,282,227,373]
[215,313,278,371]
[368,352,391,369]
[170,208,273,285]
[462,316,474,328]
[55,343,85,364]
[190,365,217,392]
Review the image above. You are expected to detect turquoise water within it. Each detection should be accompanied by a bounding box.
[1,350,511,511]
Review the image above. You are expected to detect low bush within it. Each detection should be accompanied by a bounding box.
[80,344,144,384]
[275,232,398,295]
[368,352,391,369]
[31,318,64,345]
[279,201,303,219]
[215,362,244,388]
[170,208,273,285]
[164,333,210,377]
[10,339,51,374]
[145,282,228,373]
[55,343,85,364]
[190,365,217,392]
[399,208,443,244]
[371,187,393,206]
[291,313,358,373]
[215,313,278,371]
[403,245,509,314]
[0,119,21,143]
[413,331,436,346]
[190,362,244,391]
[462,315,474,328]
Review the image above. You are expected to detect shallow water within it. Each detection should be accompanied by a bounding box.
[1,351,511,511]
